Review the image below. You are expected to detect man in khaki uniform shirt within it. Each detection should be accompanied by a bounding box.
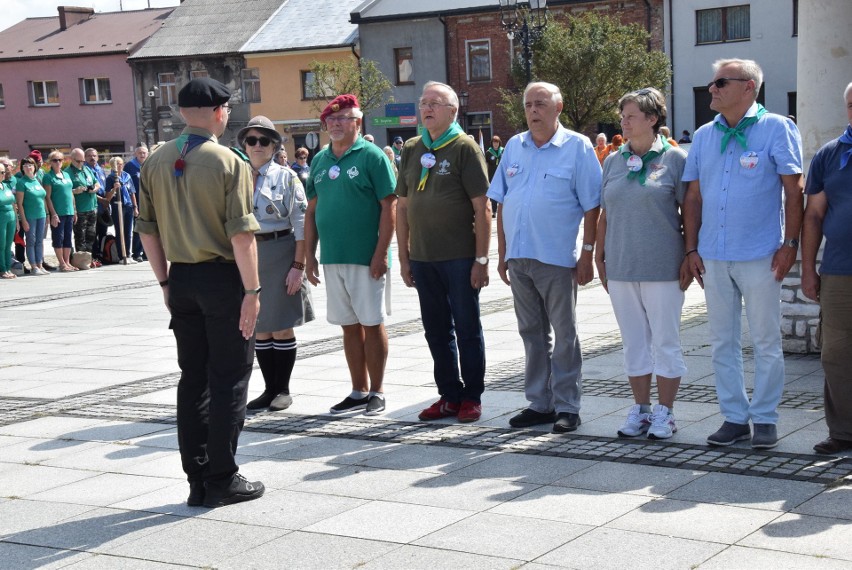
[137,78,264,509]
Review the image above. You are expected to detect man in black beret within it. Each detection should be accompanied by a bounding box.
[137,77,265,508]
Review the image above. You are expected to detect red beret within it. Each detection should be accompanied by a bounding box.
[28,150,42,161]
[320,94,360,123]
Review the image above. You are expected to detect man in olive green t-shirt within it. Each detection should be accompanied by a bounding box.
[396,81,491,424]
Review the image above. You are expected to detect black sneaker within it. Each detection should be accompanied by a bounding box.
[552,412,582,433]
[187,481,205,507]
[364,394,386,416]
[508,408,557,428]
[202,474,264,508]
[329,395,369,414]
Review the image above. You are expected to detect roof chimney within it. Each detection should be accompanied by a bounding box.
[58,6,95,31]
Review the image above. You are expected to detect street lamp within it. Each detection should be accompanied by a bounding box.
[499,0,548,85]
[459,90,469,130]
[144,85,160,147]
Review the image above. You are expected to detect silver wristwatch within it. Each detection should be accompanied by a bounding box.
[475,256,489,265]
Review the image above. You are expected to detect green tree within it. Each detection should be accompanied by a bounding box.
[307,58,393,117]
[499,12,671,133]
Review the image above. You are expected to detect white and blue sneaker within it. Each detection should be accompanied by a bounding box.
[617,404,651,437]
[647,404,677,440]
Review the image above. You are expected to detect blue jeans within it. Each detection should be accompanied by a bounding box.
[410,258,485,403]
[51,215,74,249]
[703,256,784,424]
[24,216,46,265]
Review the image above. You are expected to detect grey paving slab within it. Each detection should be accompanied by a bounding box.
[5,506,186,554]
[198,488,367,529]
[451,452,597,485]
[698,544,852,569]
[270,436,400,464]
[0,542,92,570]
[287,464,435,500]
[28,472,177,507]
[385,473,540,511]
[107,480,211,517]
[793,487,852,521]
[489,485,652,526]
[218,531,399,570]
[607,499,782,543]
[233,457,344,490]
[62,554,191,568]
[0,498,96,538]
[359,544,523,570]
[0,463,98,498]
[0,438,105,466]
[358,444,496,474]
[303,500,472,543]
[535,527,726,569]
[0,416,106,438]
[737,513,852,561]
[667,472,824,511]
[552,462,706,496]
[105,517,288,567]
[414,512,590,561]
[234,431,312,458]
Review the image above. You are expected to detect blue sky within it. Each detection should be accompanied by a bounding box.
[2,0,180,32]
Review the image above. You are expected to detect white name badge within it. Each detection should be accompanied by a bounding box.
[506,163,520,177]
[421,153,436,169]
[626,154,643,172]
[329,165,341,180]
[740,151,759,170]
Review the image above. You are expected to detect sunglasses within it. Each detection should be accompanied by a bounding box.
[707,77,750,90]
[50,158,63,162]
[244,136,272,147]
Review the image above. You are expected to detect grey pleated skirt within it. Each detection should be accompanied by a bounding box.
[256,233,314,333]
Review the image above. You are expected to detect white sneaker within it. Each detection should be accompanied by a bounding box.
[647,404,677,440]
[617,404,651,437]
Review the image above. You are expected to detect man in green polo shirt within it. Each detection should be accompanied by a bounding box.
[304,94,397,416]
[65,148,99,260]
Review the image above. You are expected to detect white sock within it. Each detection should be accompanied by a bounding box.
[368,392,385,400]
[350,390,369,399]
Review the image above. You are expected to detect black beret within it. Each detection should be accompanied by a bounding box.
[178,77,231,108]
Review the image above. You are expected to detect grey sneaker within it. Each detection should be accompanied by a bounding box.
[751,423,778,449]
[364,394,386,416]
[269,393,293,411]
[706,421,751,446]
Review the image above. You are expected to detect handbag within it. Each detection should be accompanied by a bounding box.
[98,207,113,226]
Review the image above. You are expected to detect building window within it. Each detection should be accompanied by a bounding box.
[190,69,208,79]
[788,92,797,118]
[696,5,750,44]
[29,80,60,106]
[301,71,330,101]
[465,112,492,140]
[80,78,111,104]
[0,84,4,108]
[158,73,177,105]
[242,68,261,103]
[395,47,414,85]
[466,40,492,82]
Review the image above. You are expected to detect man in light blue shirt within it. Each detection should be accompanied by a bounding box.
[683,58,803,449]
[488,82,601,433]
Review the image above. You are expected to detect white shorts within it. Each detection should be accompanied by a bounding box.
[608,280,687,379]
[323,264,385,326]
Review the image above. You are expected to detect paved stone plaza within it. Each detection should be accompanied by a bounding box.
[1,232,851,569]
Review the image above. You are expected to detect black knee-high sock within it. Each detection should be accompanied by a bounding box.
[273,337,297,395]
[255,339,276,392]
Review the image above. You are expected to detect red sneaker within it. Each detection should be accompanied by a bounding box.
[458,400,482,423]
[418,399,459,421]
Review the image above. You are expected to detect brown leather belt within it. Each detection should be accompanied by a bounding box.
[255,228,292,242]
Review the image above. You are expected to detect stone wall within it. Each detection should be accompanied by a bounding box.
[781,247,822,354]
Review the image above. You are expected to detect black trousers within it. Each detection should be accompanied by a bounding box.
[168,261,254,488]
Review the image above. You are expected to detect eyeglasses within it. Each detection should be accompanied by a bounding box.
[707,77,750,90]
[50,158,63,163]
[418,101,454,110]
[244,136,272,147]
[217,104,232,115]
[325,116,358,125]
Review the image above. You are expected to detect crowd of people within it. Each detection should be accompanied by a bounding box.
[5,62,850,509]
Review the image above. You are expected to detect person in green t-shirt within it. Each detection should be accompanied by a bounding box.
[66,148,99,258]
[304,94,397,416]
[0,161,19,278]
[43,150,77,271]
[15,156,49,275]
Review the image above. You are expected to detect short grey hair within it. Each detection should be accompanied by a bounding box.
[844,81,852,101]
[523,82,563,105]
[618,87,668,134]
[421,81,459,121]
[713,58,763,100]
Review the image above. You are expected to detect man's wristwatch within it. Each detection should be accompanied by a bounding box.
[244,286,262,295]
[475,256,489,265]
[582,244,594,252]
[783,238,799,249]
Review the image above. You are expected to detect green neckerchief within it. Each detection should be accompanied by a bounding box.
[417,122,465,191]
[714,103,767,154]
[619,135,671,186]
[486,146,503,160]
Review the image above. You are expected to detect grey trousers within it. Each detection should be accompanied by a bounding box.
[508,258,582,414]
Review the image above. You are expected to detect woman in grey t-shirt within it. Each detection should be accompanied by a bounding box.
[595,87,694,440]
